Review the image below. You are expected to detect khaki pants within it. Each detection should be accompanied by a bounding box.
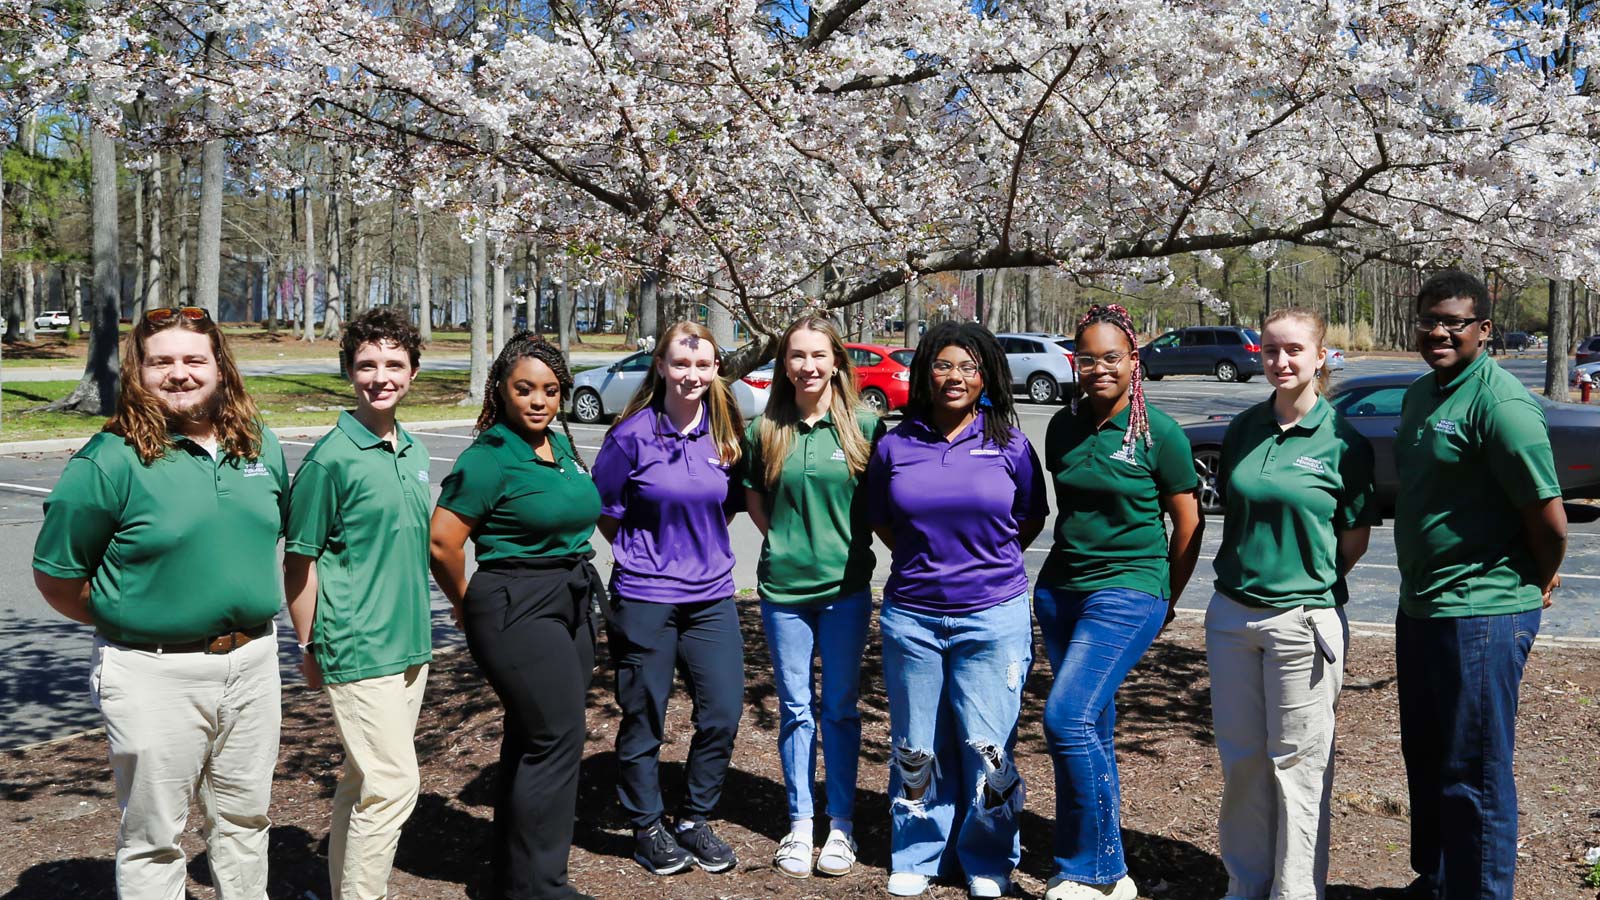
[1205,593,1346,900]
[91,630,282,900]
[324,664,429,900]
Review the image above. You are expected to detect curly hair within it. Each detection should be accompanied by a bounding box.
[1074,304,1149,450]
[475,331,589,471]
[905,321,1018,447]
[106,313,263,465]
[341,306,422,375]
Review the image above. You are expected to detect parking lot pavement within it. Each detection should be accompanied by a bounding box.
[2,354,1596,747]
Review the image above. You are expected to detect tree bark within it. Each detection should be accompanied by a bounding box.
[194,37,224,319]
[48,95,121,414]
[302,147,317,342]
[1545,278,1570,401]
[414,199,432,341]
[904,281,920,348]
[323,180,344,341]
[638,267,660,346]
[466,233,489,405]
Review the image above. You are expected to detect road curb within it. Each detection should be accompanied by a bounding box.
[0,418,482,458]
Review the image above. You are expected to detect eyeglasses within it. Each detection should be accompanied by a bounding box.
[1413,316,1482,334]
[145,306,211,324]
[931,360,981,377]
[1076,352,1129,371]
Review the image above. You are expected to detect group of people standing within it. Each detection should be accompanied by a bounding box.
[32,268,1564,900]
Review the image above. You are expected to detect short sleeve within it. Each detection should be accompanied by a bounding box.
[1216,414,1247,507]
[864,435,893,528]
[33,457,121,579]
[722,449,748,518]
[590,430,637,520]
[1483,397,1561,507]
[437,445,503,522]
[1335,427,1379,529]
[284,459,338,558]
[741,420,766,493]
[1043,407,1073,474]
[1152,420,1199,495]
[261,433,291,536]
[867,415,888,444]
[1009,433,1049,522]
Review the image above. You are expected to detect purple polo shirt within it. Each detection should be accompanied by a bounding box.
[592,406,742,604]
[865,412,1047,615]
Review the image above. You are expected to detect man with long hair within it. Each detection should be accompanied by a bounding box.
[34,307,288,900]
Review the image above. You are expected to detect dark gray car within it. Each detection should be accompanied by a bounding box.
[1183,371,1600,514]
[1142,326,1264,383]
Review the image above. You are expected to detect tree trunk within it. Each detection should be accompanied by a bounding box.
[323,186,344,341]
[414,200,432,341]
[302,148,317,341]
[66,265,80,337]
[1545,278,1571,401]
[639,267,660,346]
[21,262,36,342]
[904,281,920,347]
[557,259,577,354]
[467,233,489,405]
[492,242,507,352]
[175,157,192,306]
[48,100,121,414]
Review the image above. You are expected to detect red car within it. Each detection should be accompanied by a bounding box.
[845,343,914,414]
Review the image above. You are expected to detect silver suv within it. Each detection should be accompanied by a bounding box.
[996,332,1079,403]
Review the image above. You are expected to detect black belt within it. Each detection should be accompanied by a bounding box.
[111,621,273,655]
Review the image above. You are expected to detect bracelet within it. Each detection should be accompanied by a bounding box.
[297,641,316,654]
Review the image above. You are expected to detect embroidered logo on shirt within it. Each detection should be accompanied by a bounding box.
[707,456,729,468]
[1109,446,1138,465]
[830,448,847,462]
[1292,455,1326,474]
[241,461,270,478]
[1433,418,1458,435]
[969,448,1001,457]
[415,469,430,484]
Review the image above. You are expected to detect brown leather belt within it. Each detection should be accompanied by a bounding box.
[114,621,274,655]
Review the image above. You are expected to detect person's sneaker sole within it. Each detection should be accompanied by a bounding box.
[632,852,695,876]
[694,856,737,874]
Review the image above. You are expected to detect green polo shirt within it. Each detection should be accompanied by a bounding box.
[1395,352,1560,618]
[744,410,885,605]
[437,423,600,561]
[1213,396,1377,609]
[33,430,288,644]
[284,413,433,685]
[1036,403,1197,598]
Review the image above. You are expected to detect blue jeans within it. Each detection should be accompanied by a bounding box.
[879,593,1033,881]
[760,591,872,823]
[1034,586,1166,884]
[1396,608,1540,900]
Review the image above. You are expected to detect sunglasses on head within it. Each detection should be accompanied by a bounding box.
[145,306,211,324]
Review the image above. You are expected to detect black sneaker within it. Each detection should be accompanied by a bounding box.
[675,819,737,873]
[632,821,695,876]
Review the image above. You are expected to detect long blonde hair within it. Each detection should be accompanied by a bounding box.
[107,312,263,464]
[1263,307,1331,395]
[758,316,872,489]
[614,321,744,465]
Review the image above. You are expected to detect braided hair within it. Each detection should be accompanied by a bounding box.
[906,321,1019,447]
[475,331,589,472]
[1074,304,1150,450]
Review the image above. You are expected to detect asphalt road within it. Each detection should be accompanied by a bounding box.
[2,353,1594,749]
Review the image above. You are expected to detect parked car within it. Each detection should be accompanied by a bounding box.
[1577,334,1600,367]
[729,360,772,419]
[33,310,69,329]
[845,343,912,414]
[1571,360,1600,388]
[1503,331,1532,351]
[1325,347,1346,371]
[1141,326,1264,383]
[1182,371,1600,514]
[996,332,1079,403]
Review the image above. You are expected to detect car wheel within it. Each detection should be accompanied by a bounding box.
[1193,446,1223,515]
[1027,373,1058,403]
[1215,360,1239,383]
[572,388,604,424]
[1237,373,1252,383]
[1143,368,1163,381]
[861,387,889,414]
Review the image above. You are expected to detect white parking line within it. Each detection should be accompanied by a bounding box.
[0,481,50,495]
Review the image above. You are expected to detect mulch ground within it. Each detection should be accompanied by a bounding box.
[5,606,1600,900]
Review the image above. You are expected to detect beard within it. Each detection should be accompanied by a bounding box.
[162,392,222,432]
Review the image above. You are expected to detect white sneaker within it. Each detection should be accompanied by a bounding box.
[969,874,1011,897]
[771,832,812,879]
[887,872,931,896]
[1046,875,1138,900]
[815,828,856,876]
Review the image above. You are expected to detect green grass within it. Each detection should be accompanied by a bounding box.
[0,372,480,442]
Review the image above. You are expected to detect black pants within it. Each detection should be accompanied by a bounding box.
[464,563,598,900]
[607,595,744,830]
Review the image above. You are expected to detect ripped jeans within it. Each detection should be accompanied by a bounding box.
[879,593,1033,881]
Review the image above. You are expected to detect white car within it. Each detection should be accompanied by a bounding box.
[1571,360,1600,388]
[568,351,770,423]
[1325,347,1346,371]
[33,310,70,329]
[730,360,772,420]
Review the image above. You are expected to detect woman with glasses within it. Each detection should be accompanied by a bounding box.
[745,316,884,879]
[1032,304,1202,900]
[1207,307,1377,900]
[863,321,1047,899]
[591,321,747,877]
